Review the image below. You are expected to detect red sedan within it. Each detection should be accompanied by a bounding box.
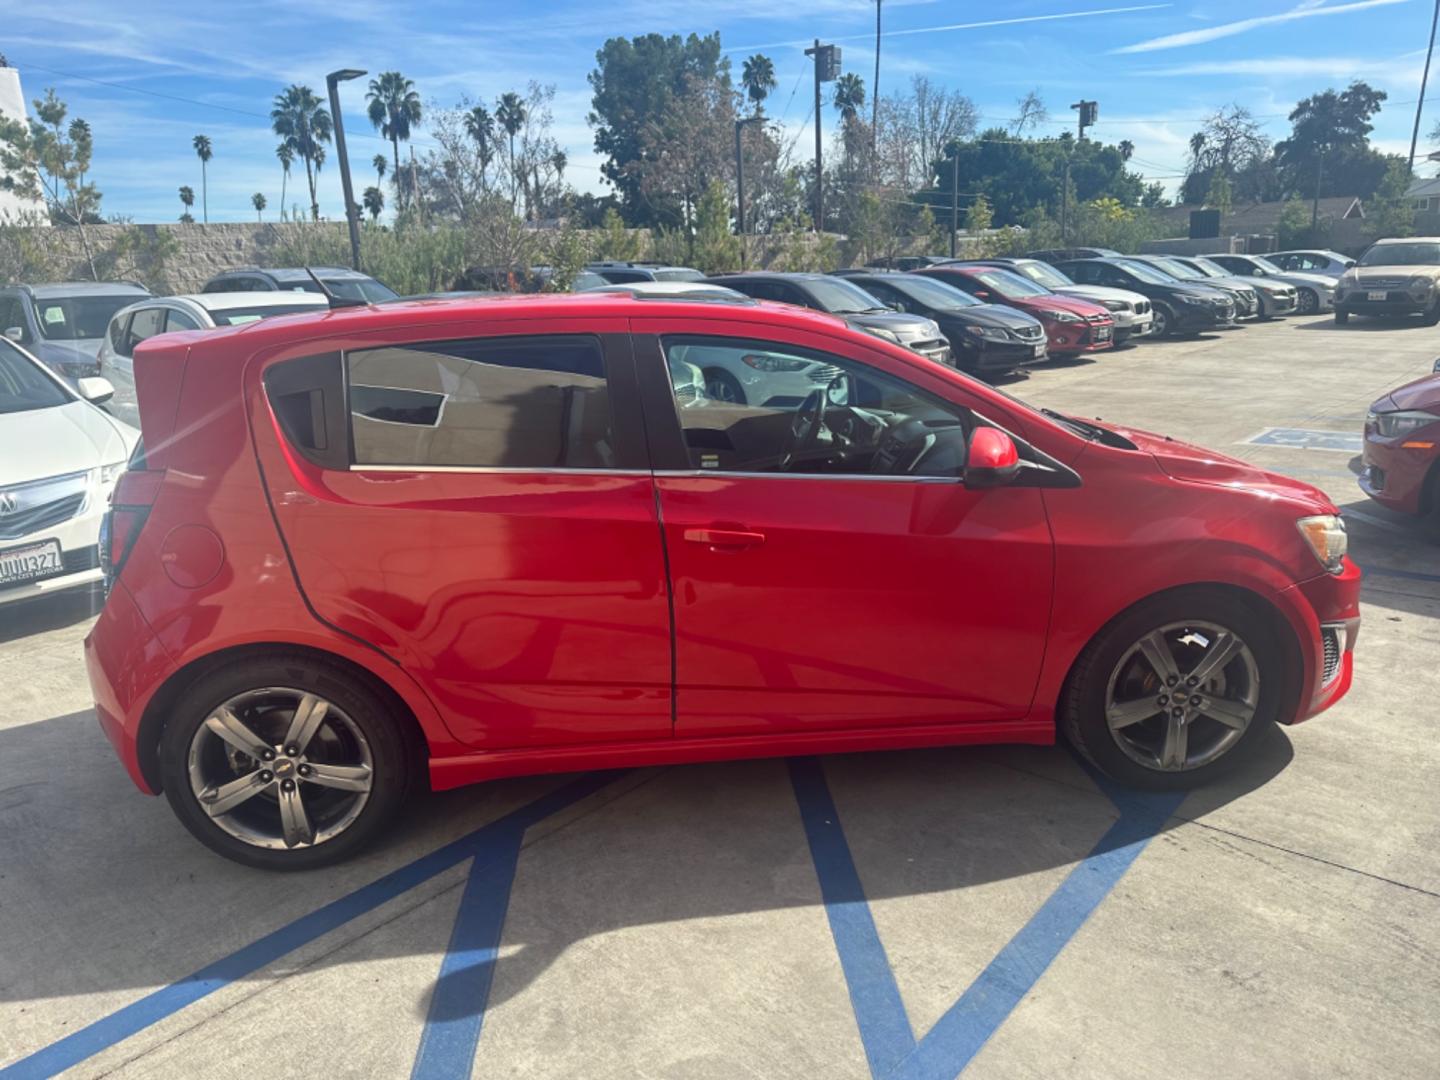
[918,264,1115,357]
[87,293,1359,867]
[1361,365,1440,531]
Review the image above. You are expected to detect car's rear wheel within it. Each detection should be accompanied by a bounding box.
[704,369,746,404]
[1062,591,1284,790]
[1297,289,1319,315]
[1334,310,1350,325]
[159,656,411,869]
[1150,304,1172,338]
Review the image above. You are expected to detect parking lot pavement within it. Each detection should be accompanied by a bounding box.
[2,313,1438,1080]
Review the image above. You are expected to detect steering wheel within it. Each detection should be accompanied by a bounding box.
[777,388,826,470]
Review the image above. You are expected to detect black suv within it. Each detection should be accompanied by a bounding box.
[712,272,952,366]
[1054,258,1236,337]
[587,261,706,284]
[1026,247,1121,264]
[839,272,1047,375]
[201,266,398,302]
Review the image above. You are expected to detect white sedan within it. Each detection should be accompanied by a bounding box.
[0,337,136,606]
[97,291,329,427]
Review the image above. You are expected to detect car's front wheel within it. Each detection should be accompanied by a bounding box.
[159,656,411,869]
[1334,309,1350,325]
[1150,304,1172,338]
[1297,289,1319,315]
[1062,591,1283,789]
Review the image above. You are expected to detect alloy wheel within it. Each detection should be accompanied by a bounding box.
[1152,306,1169,337]
[1297,289,1318,314]
[1104,621,1259,772]
[186,688,374,850]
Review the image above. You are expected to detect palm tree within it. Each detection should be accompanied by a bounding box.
[465,104,495,185]
[741,55,777,117]
[1119,139,1135,162]
[252,192,266,221]
[270,84,332,222]
[192,134,212,223]
[178,185,195,223]
[833,73,866,124]
[365,71,422,210]
[362,185,384,222]
[495,91,527,208]
[373,153,387,184]
[275,143,294,221]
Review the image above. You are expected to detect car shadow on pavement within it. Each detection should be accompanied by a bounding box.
[0,705,1293,1021]
[1293,318,1429,332]
[0,588,102,646]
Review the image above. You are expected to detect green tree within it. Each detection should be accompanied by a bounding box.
[1276,198,1313,248]
[178,185,195,223]
[598,206,642,261]
[691,180,741,272]
[68,118,92,195]
[463,106,494,182]
[1367,157,1417,238]
[588,32,727,225]
[275,143,294,221]
[495,91,527,209]
[366,72,422,211]
[251,191,266,221]
[373,153,388,183]
[1205,171,1233,216]
[741,54,777,117]
[192,134,212,223]
[1274,81,1389,201]
[0,89,102,232]
[271,84,332,221]
[362,185,385,222]
[1182,106,1270,205]
[832,73,866,124]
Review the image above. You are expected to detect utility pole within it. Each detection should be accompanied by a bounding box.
[1410,0,1440,173]
[1071,99,1098,141]
[804,40,840,232]
[1061,156,1071,245]
[1312,150,1325,234]
[735,116,762,268]
[872,0,881,158]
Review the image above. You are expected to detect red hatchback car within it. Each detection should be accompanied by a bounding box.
[918,265,1115,358]
[1361,364,1440,532]
[87,294,1360,868]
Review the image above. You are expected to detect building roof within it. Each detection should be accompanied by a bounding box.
[1406,176,1440,199]
[1151,197,1365,236]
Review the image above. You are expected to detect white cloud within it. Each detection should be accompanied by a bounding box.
[1112,0,1411,55]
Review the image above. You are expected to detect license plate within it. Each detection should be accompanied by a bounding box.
[0,539,63,586]
[1032,344,1045,358]
[1367,290,1387,301]
[1095,327,1112,341]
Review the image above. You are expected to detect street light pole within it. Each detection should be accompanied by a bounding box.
[326,68,367,272]
[734,116,762,269]
[804,40,840,233]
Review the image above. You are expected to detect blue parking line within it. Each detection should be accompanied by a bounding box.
[789,758,915,1076]
[410,837,524,1080]
[0,773,621,1080]
[790,757,1184,1080]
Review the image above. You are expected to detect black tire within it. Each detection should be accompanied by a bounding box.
[1150,303,1173,338]
[1334,310,1350,325]
[1424,300,1440,327]
[159,654,412,870]
[1061,590,1285,791]
[704,369,746,405]
[1297,289,1319,315]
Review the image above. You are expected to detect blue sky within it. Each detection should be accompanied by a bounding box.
[2,0,1433,222]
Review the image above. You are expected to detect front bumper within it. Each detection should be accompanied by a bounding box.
[952,335,1048,373]
[1173,304,1233,331]
[906,339,953,366]
[1360,427,1439,516]
[0,489,108,606]
[1111,310,1154,339]
[1047,320,1114,356]
[1336,289,1432,316]
[1282,558,1362,723]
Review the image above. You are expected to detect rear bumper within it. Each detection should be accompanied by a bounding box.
[84,581,173,794]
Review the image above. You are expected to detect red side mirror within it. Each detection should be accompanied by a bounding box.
[965,427,1021,487]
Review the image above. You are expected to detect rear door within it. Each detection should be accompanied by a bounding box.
[251,316,674,750]
[631,316,1055,738]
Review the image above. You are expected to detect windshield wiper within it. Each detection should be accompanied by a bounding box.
[1041,407,1105,440]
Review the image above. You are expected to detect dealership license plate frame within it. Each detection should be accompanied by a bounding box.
[0,539,64,586]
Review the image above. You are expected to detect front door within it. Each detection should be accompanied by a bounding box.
[633,319,1055,737]
[252,317,673,750]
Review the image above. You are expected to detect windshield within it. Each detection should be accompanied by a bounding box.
[274,276,399,302]
[880,276,981,309]
[1359,242,1440,267]
[0,339,71,414]
[1115,259,1175,285]
[972,269,1049,299]
[210,303,327,326]
[572,271,607,290]
[1149,258,1201,280]
[34,295,139,341]
[803,277,889,313]
[654,268,705,282]
[1189,259,1229,278]
[1248,255,1284,274]
[1012,261,1073,288]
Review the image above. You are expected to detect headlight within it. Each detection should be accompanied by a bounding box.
[1175,293,1206,306]
[1372,409,1440,438]
[741,353,811,373]
[1043,309,1081,322]
[965,325,1010,341]
[1296,515,1347,575]
[1410,275,1434,291]
[1100,299,1128,312]
[861,325,900,343]
[922,319,942,337]
[93,460,126,487]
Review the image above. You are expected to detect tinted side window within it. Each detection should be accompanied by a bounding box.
[166,308,202,331]
[599,270,648,284]
[861,280,908,312]
[348,335,615,469]
[1,296,32,342]
[109,314,131,353]
[126,307,167,353]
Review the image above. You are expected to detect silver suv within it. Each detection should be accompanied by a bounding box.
[1334,238,1440,325]
[0,282,151,383]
